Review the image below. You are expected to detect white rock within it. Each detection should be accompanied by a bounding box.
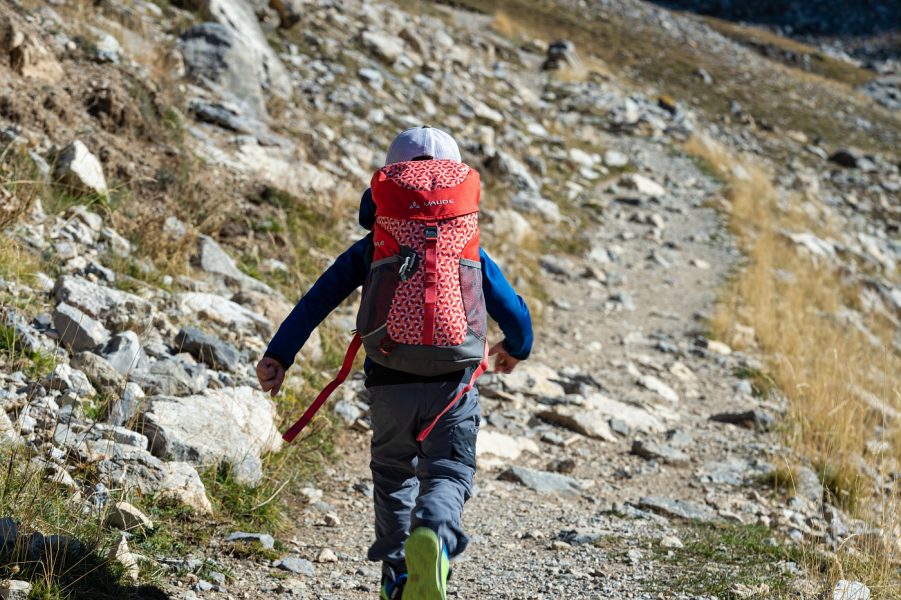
[537,406,617,441]
[511,193,561,223]
[488,209,532,245]
[0,410,21,445]
[195,235,272,293]
[42,363,96,399]
[54,276,153,330]
[53,302,111,352]
[101,331,150,376]
[668,362,697,383]
[568,148,597,168]
[160,461,213,513]
[500,363,565,399]
[583,394,666,432]
[201,0,291,99]
[54,141,108,196]
[0,579,33,599]
[361,30,405,63]
[833,580,870,600]
[105,501,154,532]
[471,100,504,124]
[603,150,629,168]
[619,173,666,198]
[140,386,282,476]
[177,292,272,337]
[109,382,147,427]
[659,535,683,549]
[317,548,338,563]
[476,430,524,462]
[706,340,733,355]
[108,536,140,582]
[636,374,679,403]
[691,258,711,269]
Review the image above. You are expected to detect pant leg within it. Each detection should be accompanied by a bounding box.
[413,381,481,559]
[367,383,421,572]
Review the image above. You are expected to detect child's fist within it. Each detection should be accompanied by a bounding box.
[489,341,520,374]
[256,356,285,397]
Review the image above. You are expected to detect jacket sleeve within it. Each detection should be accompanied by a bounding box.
[480,248,534,360]
[265,235,371,369]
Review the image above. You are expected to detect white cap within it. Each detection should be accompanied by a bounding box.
[385,126,461,165]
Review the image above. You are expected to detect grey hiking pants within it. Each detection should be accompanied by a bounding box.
[366,380,480,573]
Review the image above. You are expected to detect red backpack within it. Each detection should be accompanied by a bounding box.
[283,160,489,443]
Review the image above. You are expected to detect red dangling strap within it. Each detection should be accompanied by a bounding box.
[282,333,362,443]
[416,341,489,442]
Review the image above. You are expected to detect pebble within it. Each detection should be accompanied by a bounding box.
[317,548,338,563]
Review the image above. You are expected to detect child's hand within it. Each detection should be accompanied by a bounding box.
[256,357,286,397]
[489,341,520,374]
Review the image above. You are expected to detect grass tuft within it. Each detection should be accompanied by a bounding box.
[651,522,803,597]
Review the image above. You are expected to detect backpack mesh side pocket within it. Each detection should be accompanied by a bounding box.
[459,259,486,339]
[357,257,401,337]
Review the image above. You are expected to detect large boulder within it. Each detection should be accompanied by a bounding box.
[129,357,207,396]
[192,234,273,294]
[537,406,617,441]
[176,292,272,337]
[53,302,110,352]
[95,448,213,513]
[41,363,96,399]
[71,352,126,397]
[498,466,591,495]
[174,326,240,371]
[180,23,268,118]
[182,0,291,114]
[54,276,153,332]
[139,386,281,482]
[100,332,150,376]
[499,363,565,399]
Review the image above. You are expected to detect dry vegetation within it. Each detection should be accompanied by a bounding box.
[684,134,901,595]
[442,0,901,154]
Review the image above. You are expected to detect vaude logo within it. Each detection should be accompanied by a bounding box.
[410,199,455,209]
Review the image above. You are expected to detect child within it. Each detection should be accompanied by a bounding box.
[256,126,533,599]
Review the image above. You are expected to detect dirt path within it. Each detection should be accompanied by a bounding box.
[195,136,787,600]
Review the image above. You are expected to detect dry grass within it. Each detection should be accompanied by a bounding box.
[684,134,901,594]
[491,10,520,38]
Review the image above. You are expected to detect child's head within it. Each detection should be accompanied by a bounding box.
[385,126,460,165]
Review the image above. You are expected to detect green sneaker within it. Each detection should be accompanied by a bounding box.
[404,527,449,600]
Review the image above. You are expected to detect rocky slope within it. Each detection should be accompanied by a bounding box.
[0,0,898,598]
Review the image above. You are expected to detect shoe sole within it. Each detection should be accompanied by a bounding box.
[404,528,446,600]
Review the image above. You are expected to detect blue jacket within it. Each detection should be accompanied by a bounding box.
[265,189,533,371]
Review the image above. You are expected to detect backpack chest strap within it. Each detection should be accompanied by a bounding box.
[422,222,438,345]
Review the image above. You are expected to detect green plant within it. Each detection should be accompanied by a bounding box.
[733,366,776,398]
[0,324,57,379]
[651,522,803,597]
[0,445,160,598]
